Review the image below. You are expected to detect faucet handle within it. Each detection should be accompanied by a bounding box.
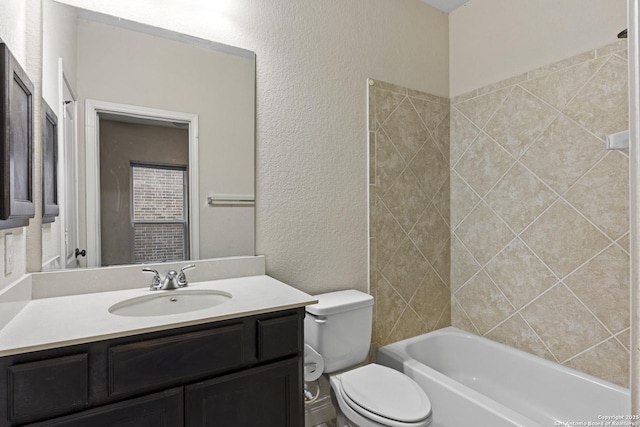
[178,264,196,287]
[142,268,161,290]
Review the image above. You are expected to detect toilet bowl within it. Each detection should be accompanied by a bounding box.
[330,364,432,427]
[304,290,433,427]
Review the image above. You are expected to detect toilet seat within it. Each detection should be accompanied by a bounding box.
[335,364,432,427]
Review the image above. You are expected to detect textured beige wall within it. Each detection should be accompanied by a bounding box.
[449,0,627,97]
[56,0,449,294]
[450,40,630,386]
[369,80,451,346]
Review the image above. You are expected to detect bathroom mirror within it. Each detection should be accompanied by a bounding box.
[40,0,256,270]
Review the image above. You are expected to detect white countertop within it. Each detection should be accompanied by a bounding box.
[0,275,317,356]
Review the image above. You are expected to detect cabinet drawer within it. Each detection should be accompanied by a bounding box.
[26,388,183,427]
[8,354,88,422]
[109,323,245,396]
[257,314,302,361]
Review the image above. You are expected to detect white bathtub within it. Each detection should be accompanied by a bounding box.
[377,327,631,427]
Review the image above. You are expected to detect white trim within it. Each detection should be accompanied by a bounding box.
[629,0,640,413]
[85,99,199,267]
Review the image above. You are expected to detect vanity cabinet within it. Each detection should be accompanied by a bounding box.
[0,308,304,427]
[28,388,183,427]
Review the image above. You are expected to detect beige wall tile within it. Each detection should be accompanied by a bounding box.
[370,81,451,348]
[618,233,630,253]
[375,273,407,345]
[407,89,449,105]
[449,46,629,385]
[434,301,452,331]
[451,296,480,334]
[381,168,429,233]
[484,163,557,233]
[484,239,557,309]
[520,57,607,110]
[409,204,449,264]
[375,128,406,197]
[455,87,512,129]
[410,266,450,329]
[477,74,528,96]
[386,307,429,345]
[369,131,376,185]
[564,56,629,139]
[451,89,478,105]
[564,152,629,240]
[450,108,481,164]
[432,238,451,287]
[374,87,405,125]
[484,86,558,158]
[455,133,515,197]
[454,271,515,334]
[375,200,405,271]
[432,112,450,163]
[432,177,450,226]
[455,202,515,266]
[381,238,429,302]
[486,314,556,362]
[520,115,605,194]
[409,137,449,199]
[410,96,449,132]
[450,172,480,229]
[616,329,630,351]
[564,245,630,334]
[564,338,629,387]
[520,200,610,278]
[381,98,429,162]
[450,235,481,291]
[520,284,610,362]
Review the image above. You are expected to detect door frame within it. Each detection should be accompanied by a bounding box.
[85,99,199,267]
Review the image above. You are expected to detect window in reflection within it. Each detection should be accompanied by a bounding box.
[131,163,189,263]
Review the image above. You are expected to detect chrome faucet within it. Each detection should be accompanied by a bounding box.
[143,264,196,291]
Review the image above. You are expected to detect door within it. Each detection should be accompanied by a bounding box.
[61,77,82,268]
[185,358,303,427]
[98,119,189,266]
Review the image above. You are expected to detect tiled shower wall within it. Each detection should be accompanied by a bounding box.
[450,40,630,386]
[368,80,451,347]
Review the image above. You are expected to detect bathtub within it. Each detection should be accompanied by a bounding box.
[377,327,631,427]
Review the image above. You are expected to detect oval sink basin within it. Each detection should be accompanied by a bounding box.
[108,290,232,317]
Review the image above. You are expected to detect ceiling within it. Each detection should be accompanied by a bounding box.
[420,0,470,13]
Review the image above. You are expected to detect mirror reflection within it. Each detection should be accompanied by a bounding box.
[40,0,256,270]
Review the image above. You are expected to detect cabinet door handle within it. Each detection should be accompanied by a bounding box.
[75,248,86,258]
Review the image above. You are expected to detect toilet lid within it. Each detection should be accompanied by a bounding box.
[339,364,431,424]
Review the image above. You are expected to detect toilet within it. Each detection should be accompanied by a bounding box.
[304,290,432,427]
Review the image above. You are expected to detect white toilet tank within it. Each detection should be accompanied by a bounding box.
[305,290,374,373]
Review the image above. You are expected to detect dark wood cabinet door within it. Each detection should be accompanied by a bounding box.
[26,388,183,427]
[185,358,303,427]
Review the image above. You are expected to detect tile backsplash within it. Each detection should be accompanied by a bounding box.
[369,39,630,387]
